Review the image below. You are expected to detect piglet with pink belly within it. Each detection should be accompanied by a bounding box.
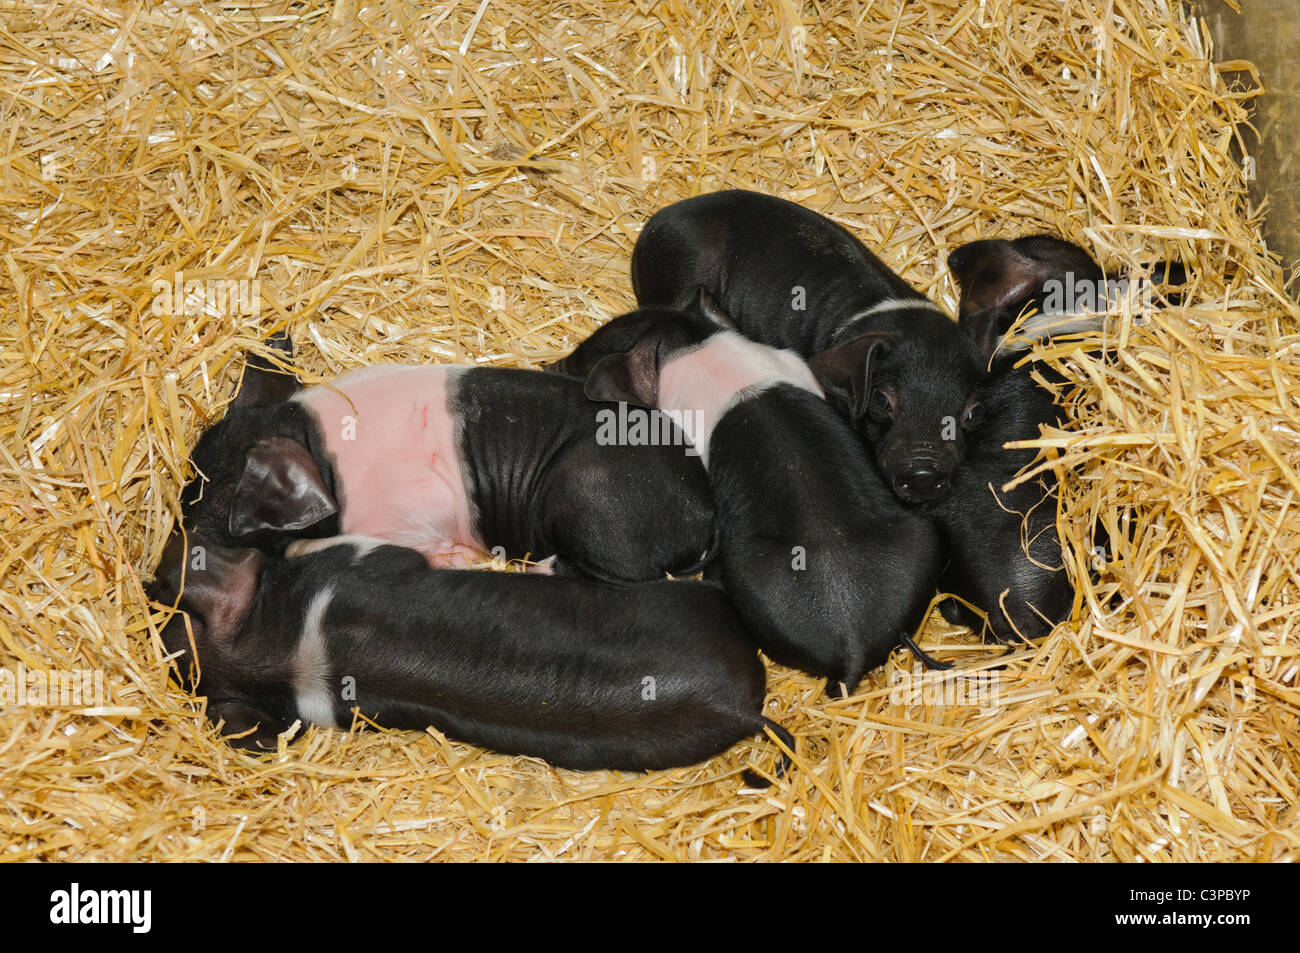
[556,293,943,694]
[175,335,715,584]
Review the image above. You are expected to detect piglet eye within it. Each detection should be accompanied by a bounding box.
[870,387,894,418]
[962,400,985,428]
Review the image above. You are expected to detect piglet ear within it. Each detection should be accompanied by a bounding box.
[948,239,1044,362]
[691,286,736,330]
[232,332,300,409]
[152,530,264,681]
[172,543,263,635]
[583,338,661,407]
[229,436,337,536]
[949,236,1103,363]
[808,332,894,422]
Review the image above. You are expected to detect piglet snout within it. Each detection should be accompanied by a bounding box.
[893,468,952,504]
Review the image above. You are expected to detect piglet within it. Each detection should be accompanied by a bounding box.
[565,293,942,694]
[180,336,714,584]
[940,235,1185,640]
[923,361,1073,642]
[148,530,793,774]
[631,190,995,505]
[948,234,1185,362]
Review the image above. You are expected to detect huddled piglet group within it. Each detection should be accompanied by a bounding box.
[149,189,1184,777]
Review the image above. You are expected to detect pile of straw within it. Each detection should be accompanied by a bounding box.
[1,0,1295,861]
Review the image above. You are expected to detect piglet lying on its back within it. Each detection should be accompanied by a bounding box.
[181,335,714,584]
[558,293,942,694]
[148,530,790,773]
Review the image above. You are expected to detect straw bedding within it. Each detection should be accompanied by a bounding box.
[1,0,1296,861]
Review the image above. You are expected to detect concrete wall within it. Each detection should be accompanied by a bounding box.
[1193,1,1300,291]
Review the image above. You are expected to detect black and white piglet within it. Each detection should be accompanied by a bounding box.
[180,336,714,583]
[149,530,791,773]
[561,295,941,693]
[631,189,995,505]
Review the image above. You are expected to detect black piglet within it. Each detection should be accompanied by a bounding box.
[940,235,1185,641]
[149,530,792,775]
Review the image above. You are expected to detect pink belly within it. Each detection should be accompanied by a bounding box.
[293,365,486,566]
